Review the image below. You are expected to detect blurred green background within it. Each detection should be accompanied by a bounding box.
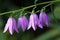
[0,0,60,40]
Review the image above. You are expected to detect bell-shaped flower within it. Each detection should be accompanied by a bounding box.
[38,12,49,28]
[3,18,18,35]
[27,14,38,31]
[18,16,28,31]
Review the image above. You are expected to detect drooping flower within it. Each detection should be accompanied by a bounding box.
[27,14,38,31]
[3,18,18,35]
[38,12,49,28]
[18,16,28,31]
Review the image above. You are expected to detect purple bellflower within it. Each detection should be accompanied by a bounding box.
[27,14,38,31]
[38,12,49,28]
[18,16,28,31]
[3,18,18,35]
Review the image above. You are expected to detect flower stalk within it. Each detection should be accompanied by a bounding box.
[0,1,59,16]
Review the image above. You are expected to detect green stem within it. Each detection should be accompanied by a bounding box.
[41,3,54,12]
[31,0,38,13]
[35,10,41,13]
[43,3,53,8]
[23,1,59,10]
[35,3,53,13]
[19,9,24,17]
[0,1,60,16]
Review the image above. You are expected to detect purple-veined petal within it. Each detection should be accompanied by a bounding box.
[45,17,49,26]
[31,14,38,30]
[42,12,49,26]
[12,18,18,33]
[22,16,28,31]
[18,17,23,28]
[18,16,28,31]
[31,16,36,31]
[3,17,19,35]
[38,13,44,28]
[23,16,28,26]
[3,18,11,33]
[27,18,32,30]
[21,21,26,31]
[28,14,38,31]
[9,18,13,35]
[44,13,49,26]
[38,18,43,28]
[39,12,49,28]
[20,18,26,31]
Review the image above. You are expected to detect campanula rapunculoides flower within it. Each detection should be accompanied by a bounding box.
[3,18,18,35]
[38,12,49,28]
[18,16,28,31]
[27,14,38,31]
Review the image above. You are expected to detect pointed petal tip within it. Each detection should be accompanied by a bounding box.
[27,26,31,30]
[33,28,36,31]
[3,29,7,33]
[38,25,43,29]
[15,29,19,33]
[32,26,36,31]
[10,33,13,35]
[4,30,13,35]
[27,27,30,30]
[3,31,5,33]
[9,31,13,35]
[27,27,36,31]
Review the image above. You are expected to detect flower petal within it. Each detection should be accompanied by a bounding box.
[22,16,28,31]
[28,14,38,31]
[27,19,32,30]
[42,12,49,26]
[31,14,38,30]
[21,22,26,31]
[12,18,18,33]
[9,18,13,35]
[18,17,22,28]
[38,13,44,28]
[31,16,36,31]
[23,16,28,26]
[39,12,49,28]
[3,18,11,33]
